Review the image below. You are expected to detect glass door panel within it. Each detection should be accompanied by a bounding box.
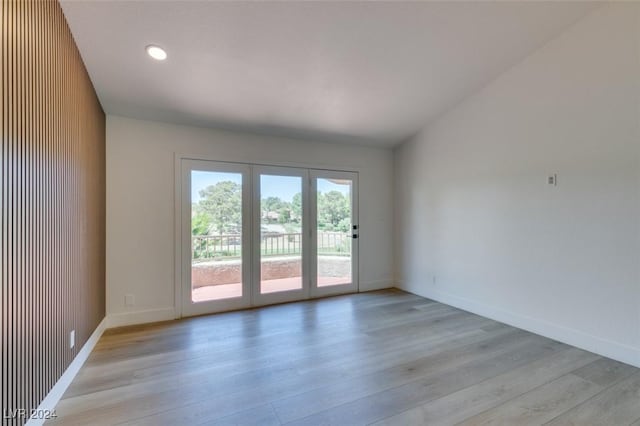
[253,167,309,305]
[259,174,303,294]
[181,160,251,317]
[316,177,353,287]
[190,170,243,302]
[311,171,358,297]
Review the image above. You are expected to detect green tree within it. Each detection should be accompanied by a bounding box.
[198,181,241,236]
[261,196,285,223]
[318,191,350,232]
[278,206,291,224]
[291,192,302,223]
[191,210,212,236]
[260,197,290,223]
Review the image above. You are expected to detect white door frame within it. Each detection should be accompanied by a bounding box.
[175,155,359,318]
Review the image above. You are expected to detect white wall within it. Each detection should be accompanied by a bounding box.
[395,4,640,367]
[106,116,394,326]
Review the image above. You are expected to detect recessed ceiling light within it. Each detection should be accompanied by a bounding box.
[146,45,167,61]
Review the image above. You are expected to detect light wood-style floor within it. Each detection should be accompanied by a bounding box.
[50,289,640,425]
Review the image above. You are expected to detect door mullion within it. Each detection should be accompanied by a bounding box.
[309,173,318,294]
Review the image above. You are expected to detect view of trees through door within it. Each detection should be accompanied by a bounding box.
[190,170,245,302]
[315,177,353,287]
[190,170,353,302]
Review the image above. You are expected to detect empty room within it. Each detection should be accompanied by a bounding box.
[2,0,640,425]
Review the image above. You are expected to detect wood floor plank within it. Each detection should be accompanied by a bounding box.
[570,357,639,387]
[107,322,515,426]
[50,294,476,424]
[282,340,569,425]
[70,301,375,380]
[272,330,541,424]
[455,371,600,425]
[125,404,282,426]
[207,404,281,426]
[372,348,598,426]
[544,372,640,426]
[60,314,488,414]
[46,290,640,426]
[455,357,637,426]
[60,309,494,413]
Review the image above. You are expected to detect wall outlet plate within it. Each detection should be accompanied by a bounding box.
[125,294,135,307]
[548,174,557,186]
[70,330,75,349]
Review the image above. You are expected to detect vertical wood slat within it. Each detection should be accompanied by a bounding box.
[1,1,106,424]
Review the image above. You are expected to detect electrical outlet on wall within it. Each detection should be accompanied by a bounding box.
[69,330,75,349]
[548,173,558,186]
[125,294,135,307]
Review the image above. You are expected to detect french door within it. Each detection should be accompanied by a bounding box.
[311,170,358,298]
[180,160,252,316]
[180,159,358,317]
[252,166,310,306]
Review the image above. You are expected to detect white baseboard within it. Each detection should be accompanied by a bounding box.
[360,280,394,292]
[106,307,176,328]
[400,286,640,369]
[26,317,107,426]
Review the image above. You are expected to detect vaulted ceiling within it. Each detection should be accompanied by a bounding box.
[61,1,599,147]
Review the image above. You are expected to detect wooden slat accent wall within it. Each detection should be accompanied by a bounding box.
[1,1,106,424]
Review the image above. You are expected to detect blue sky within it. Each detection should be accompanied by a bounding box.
[192,171,241,203]
[191,171,351,203]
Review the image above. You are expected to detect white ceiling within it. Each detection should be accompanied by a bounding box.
[61,1,599,147]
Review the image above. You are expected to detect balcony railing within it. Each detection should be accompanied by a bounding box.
[192,232,351,261]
